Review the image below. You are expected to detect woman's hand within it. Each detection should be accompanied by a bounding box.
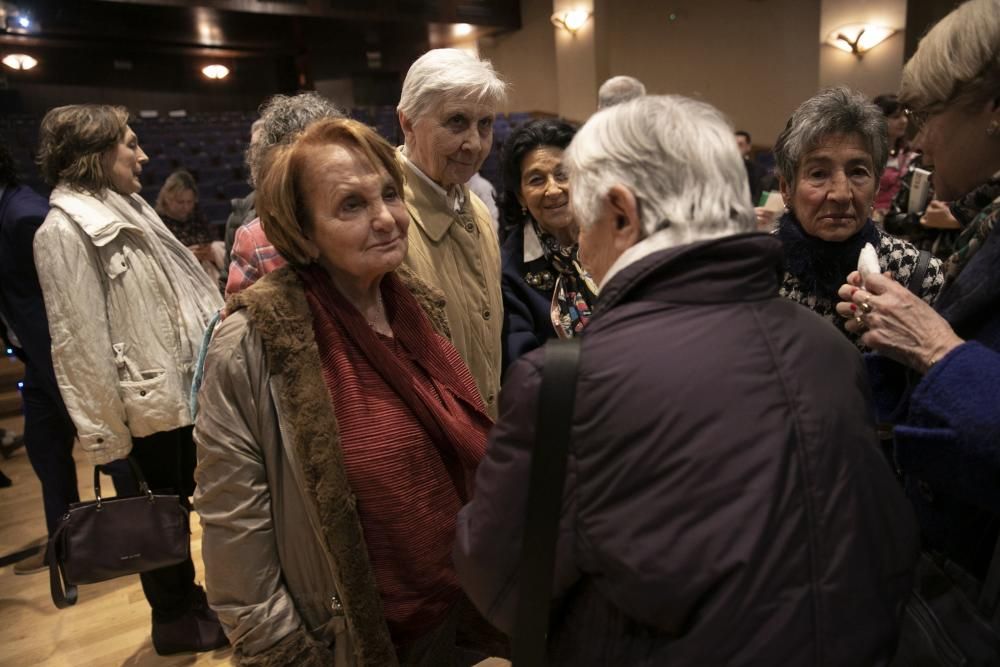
[189,243,214,263]
[920,200,961,230]
[835,271,964,373]
[754,207,777,231]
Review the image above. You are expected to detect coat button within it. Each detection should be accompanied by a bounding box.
[139,390,147,397]
[487,393,495,404]
[482,309,491,320]
[96,437,104,444]
[465,222,475,232]
[917,480,934,503]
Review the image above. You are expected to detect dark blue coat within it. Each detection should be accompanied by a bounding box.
[0,184,64,404]
[500,222,558,374]
[867,199,1000,578]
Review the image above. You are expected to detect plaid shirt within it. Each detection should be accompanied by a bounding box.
[225,217,287,297]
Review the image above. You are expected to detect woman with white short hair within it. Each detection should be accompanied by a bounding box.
[396,48,507,417]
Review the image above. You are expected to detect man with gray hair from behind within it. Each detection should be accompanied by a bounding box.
[597,74,646,109]
[224,92,344,296]
[456,95,917,665]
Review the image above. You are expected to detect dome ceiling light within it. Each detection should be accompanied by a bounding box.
[201,64,230,80]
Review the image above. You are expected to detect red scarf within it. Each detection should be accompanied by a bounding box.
[299,265,490,502]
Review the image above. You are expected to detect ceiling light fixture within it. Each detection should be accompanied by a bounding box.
[825,24,896,59]
[2,53,38,70]
[551,9,591,36]
[201,64,229,80]
[453,23,473,38]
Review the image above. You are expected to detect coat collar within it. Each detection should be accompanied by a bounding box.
[596,233,784,314]
[935,198,1000,335]
[399,152,471,243]
[48,185,145,246]
[226,263,450,667]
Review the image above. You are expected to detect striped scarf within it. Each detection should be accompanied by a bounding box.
[299,265,490,503]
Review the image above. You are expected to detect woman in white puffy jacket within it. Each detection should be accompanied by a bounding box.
[33,104,227,656]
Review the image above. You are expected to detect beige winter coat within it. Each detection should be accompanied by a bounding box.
[193,264,451,666]
[400,157,503,418]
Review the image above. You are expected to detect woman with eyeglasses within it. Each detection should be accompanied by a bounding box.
[836,0,1000,581]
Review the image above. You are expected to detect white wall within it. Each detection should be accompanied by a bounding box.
[478,0,907,147]
[478,0,559,115]
[818,0,906,97]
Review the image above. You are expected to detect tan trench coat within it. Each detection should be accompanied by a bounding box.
[400,157,503,418]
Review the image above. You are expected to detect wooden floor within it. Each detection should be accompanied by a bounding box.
[0,416,232,666]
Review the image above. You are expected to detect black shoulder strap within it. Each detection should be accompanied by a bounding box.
[908,250,932,297]
[512,339,581,667]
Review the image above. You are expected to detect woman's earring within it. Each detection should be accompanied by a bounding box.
[988,119,1000,137]
[521,206,528,217]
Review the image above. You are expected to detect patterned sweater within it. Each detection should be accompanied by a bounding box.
[779,228,945,351]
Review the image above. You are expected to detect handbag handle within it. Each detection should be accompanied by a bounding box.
[512,339,581,667]
[92,456,153,509]
[47,527,77,609]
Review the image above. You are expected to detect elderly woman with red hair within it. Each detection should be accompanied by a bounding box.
[194,117,500,666]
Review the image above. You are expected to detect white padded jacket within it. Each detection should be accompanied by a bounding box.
[34,185,223,464]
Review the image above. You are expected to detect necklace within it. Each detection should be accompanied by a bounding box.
[367,289,384,329]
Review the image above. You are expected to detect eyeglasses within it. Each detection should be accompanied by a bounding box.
[903,102,947,132]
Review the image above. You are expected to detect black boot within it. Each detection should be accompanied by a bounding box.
[151,586,229,655]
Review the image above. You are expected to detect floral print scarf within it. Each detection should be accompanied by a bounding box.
[529,218,599,338]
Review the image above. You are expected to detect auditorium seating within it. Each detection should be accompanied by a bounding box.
[0,108,543,229]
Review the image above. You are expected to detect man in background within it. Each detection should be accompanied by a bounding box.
[0,144,78,574]
[735,130,764,205]
[597,75,646,109]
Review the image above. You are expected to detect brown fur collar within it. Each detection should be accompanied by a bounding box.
[234,627,334,666]
[227,264,450,666]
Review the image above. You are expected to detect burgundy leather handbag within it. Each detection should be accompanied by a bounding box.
[46,457,190,608]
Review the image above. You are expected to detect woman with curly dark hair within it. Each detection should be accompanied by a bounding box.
[497,118,596,371]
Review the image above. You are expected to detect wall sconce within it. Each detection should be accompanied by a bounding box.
[201,64,230,80]
[551,9,591,35]
[2,53,38,70]
[825,24,897,59]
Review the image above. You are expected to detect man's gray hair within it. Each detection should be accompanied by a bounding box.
[397,48,507,122]
[773,87,888,190]
[566,95,754,243]
[597,75,646,109]
[246,92,344,186]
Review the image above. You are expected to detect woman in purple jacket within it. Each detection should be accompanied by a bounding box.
[456,95,918,665]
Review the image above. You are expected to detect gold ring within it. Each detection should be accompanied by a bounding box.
[861,301,872,314]
[854,314,865,327]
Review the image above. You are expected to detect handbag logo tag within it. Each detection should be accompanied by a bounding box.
[120,553,141,561]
